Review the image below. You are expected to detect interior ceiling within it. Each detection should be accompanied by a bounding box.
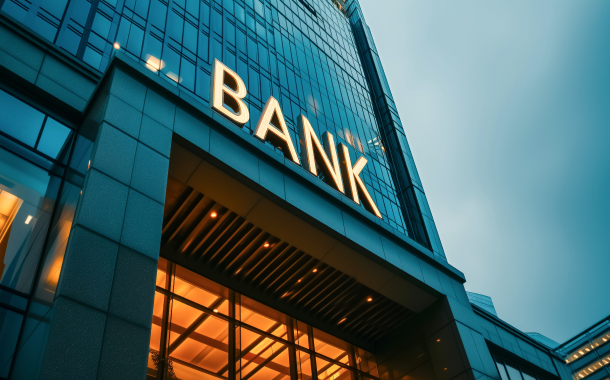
[161,176,415,344]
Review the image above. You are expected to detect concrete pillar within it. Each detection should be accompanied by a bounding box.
[35,67,174,379]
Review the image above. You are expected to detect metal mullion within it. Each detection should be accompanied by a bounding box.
[157,262,175,380]
[0,130,68,169]
[0,301,26,315]
[34,116,48,149]
[229,290,236,380]
[287,318,299,380]
[6,124,82,380]
[0,284,30,299]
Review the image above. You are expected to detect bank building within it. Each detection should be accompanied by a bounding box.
[0,0,608,379]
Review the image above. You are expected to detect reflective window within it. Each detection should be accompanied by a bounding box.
[151,259,379,380]
[0,90,73,163]
[0,148,59,294]
[495,357,542,380]
[565,327,610,364]
[2,0,413,234]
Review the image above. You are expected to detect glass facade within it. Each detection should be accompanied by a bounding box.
[150,257,379,380]
[554,320,610,380]
[495,356,545,380]
[0,88,82,377]
[1,0,422,237]
[0,88,92,378]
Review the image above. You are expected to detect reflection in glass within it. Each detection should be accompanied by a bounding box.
[0,149,57,294]
[36,118,73,162]
[0,90,45,147]
[0,307,24,377]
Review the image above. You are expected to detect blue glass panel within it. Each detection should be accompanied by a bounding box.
[36,118,73,161]
[0,91,45,147]
[0,307,24,378]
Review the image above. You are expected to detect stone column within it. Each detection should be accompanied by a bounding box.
[38,66,174,379]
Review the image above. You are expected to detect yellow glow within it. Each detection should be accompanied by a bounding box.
[367,297,373,302]
[165,71,182,84]
[210,59,250,126]
[145,55,165,73]
[210,211,217,218]
[254,96,300,164]
[113,42,120,50]
[263,242,270,248]
[25,215,33,224]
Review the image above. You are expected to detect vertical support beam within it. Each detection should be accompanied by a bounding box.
[229,290,236,380]
[308,325,319,380]
[286,318,299,380]
[158,262,174,380]
[27,66,175,380]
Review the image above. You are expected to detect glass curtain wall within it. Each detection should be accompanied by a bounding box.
[555,322,610,380]
[151,258,380,380]
[494,357,543,380]
[0,89,91,379]
[1,0,410,234]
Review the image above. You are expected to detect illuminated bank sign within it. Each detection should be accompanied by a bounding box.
[210,59,382,219]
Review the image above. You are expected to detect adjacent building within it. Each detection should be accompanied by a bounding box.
[0,0,600,379]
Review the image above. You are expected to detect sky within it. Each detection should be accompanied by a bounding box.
[359,0,610,343]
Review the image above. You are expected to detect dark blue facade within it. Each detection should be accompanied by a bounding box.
[0,0,445,253]
[0,0,577,379]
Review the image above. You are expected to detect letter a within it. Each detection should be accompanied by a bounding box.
[338,144,382,219]
[255,96,300,165]
[299,115,344,193]
[210,59,249,126]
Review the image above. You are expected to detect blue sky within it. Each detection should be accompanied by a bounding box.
[359,0,610,343]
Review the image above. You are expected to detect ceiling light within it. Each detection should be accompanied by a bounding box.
[263,242,270,248]
[437,339,441,342]
[312,269,317,273]
[444,368,447,371]
[367,297,372,302]
[25,215,33,224]
[338,318,346,324]
[113,42,121,50]
[298,279,302,282]
[210,211,217,218]
[213,309,219,313]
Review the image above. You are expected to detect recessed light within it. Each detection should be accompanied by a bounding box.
[25,215,33,224]
[339,318,346,324]
[113,42,121,50]
[298,279,302,282]
[210,211,217,218]
[367,297,373,302]
[444,368,447,371]
[312,269,318,273]
[437,339,441,342]
[263,242,270,248]
[213,309,219,313]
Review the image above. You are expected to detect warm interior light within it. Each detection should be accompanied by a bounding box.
[145,54,165,73]
[437,339,441,342]
[113,42,121,50]
[25,215,33,224]
[213,309,219,313]
[87,160,91,170]
[263,242,270,248]
[444,368,447,371]
[297,279,302,282]
[210,211,217,218]
[367,297,373,302]
[312,268,318,273]
[338,318,346,324]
